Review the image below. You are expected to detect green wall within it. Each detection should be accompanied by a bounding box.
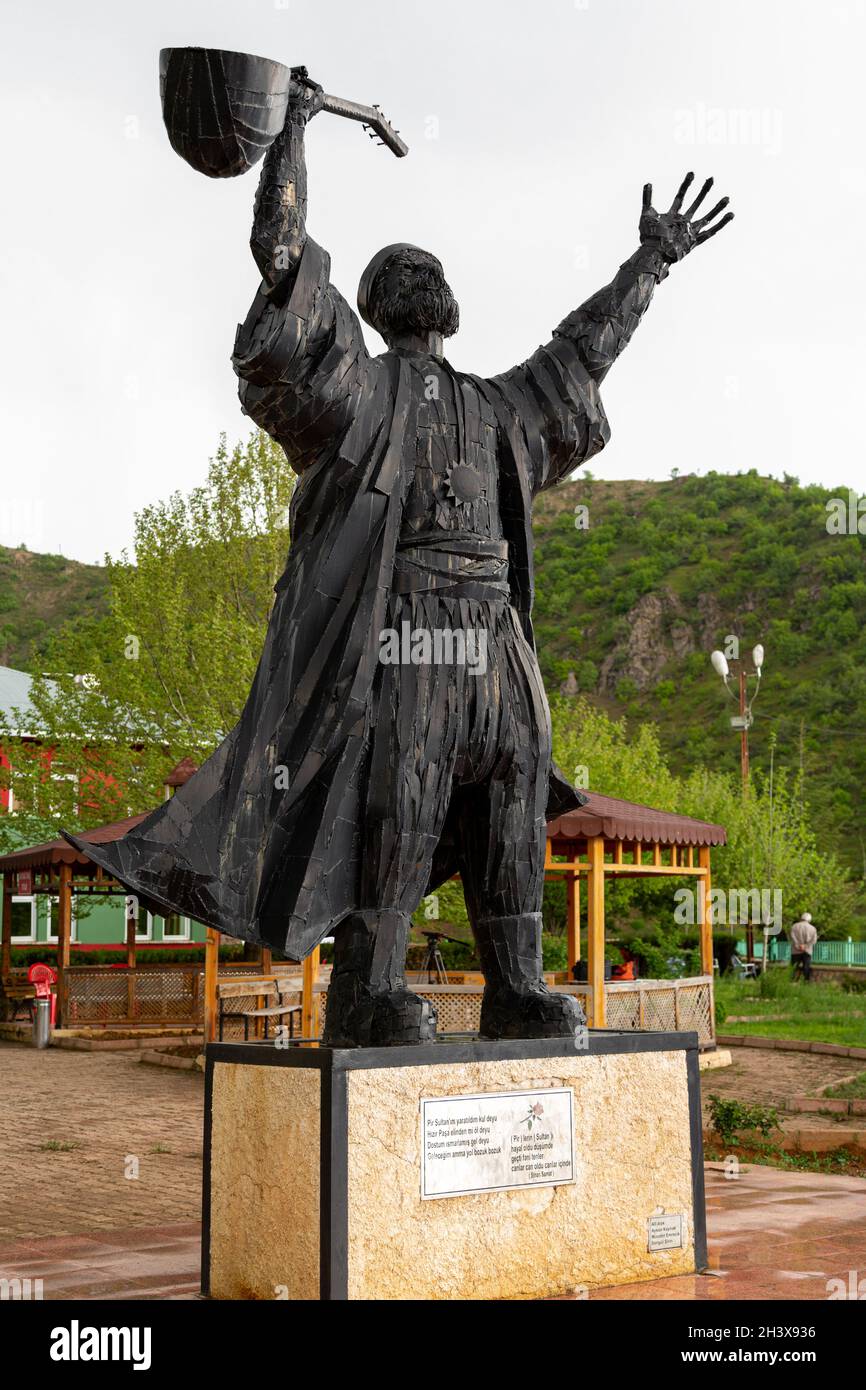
[5,894,207,945]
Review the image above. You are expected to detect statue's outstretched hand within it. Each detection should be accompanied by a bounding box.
[639,174,733,262]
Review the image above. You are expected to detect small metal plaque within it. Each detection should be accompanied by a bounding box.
[420,1088,575,1200]
[647,1212,686,1251]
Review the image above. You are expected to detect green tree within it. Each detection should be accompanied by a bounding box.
[0,432,294,844]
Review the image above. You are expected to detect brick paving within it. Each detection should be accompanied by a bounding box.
[2,1036,865,1300]
[0,1041,204,1240]
[1,1166,864,1301]
[700,1046,863,1131]
[2,1036,861,1245]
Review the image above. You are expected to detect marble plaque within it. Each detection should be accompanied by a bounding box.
[647,1211,686,1251]
[420,1087,575,1200]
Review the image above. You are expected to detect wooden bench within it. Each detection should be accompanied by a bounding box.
[0,977,35,1023]
[217,978,302,1041]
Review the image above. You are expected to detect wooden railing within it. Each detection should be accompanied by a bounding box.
[412,975,715,1047]
[60,965,714,1047]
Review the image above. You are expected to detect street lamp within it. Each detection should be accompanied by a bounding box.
[709,643,765,795]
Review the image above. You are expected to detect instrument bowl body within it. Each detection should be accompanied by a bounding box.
[159,47,291,178]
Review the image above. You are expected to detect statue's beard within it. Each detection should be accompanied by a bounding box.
[374,275,460,339]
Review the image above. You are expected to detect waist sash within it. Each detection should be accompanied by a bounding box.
[393,535,510,599]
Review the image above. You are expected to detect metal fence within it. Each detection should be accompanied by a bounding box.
[736,940,866,966]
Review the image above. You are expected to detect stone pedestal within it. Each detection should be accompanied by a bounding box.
[202,1032,706,1301]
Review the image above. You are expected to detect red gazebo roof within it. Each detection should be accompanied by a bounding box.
[0,789,725,877]
[548,791,726,848]
[0,813,150,872]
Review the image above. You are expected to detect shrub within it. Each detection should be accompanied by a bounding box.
[758,967,792,1000]
[542,933,568,972]
[708,1095,780,1147]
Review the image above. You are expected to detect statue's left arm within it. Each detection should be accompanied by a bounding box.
[490,174,733,494]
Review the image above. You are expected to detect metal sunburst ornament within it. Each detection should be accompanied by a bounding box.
[445,462,483,503]
[443,462,484,526]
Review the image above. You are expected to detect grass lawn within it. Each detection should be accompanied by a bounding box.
[716,973,866,1047]
[704,1140,866,1179]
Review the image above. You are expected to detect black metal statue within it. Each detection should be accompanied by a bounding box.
[66,49,733,1047]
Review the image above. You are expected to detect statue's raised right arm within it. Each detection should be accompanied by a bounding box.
[249,67,324,301]
[232,69,374,474]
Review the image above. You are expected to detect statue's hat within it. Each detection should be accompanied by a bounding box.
[357,243,423,328]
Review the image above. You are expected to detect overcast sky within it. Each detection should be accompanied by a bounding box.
[2,0,864,563]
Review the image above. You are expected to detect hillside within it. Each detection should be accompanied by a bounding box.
[532,471,866,873]
[0,546,109,670]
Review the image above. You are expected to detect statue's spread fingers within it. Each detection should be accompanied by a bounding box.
[685,177,713,218]
[696,211,734,243]
[642,183,653,212]
[669,172,694,212]
[696,196,730,228]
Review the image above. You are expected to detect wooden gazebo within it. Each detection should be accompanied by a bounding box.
[0,812,310,1038]
[544,792,726,1044]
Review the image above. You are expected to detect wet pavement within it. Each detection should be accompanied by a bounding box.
[589,1163,866,1300]
[0,1222,201,1300]
[1,1164,863,1300]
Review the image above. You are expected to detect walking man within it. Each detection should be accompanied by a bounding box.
[790,912,818,981]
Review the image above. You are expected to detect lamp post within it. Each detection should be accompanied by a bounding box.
[710,643,766,966]
[709,644,765,797]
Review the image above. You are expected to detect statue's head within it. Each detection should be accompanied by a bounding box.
[357,243,459,343]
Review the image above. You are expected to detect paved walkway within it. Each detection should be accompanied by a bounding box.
[591,1163,866,1299]
[2,1038,864,1300]
[1,1165,863,1300]
[0,1224,201,1300]
[0,1042,203,1240]
[701,1045,863,1134]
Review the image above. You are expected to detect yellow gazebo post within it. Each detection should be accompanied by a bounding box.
[302,946,320,1042]
[586,836,606,1028]
[566,866,580,970]
[698,846,714,976]
[56,862,72,1027]
[204,927,220,1043]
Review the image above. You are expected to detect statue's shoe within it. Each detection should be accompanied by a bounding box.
[371,990,437,1047]
[322,979,437,1048]
[479,985,586,1041]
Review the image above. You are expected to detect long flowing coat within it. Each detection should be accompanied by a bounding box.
[66,241,609,957]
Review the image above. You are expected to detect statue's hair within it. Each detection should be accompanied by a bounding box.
[368,248,460,339]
